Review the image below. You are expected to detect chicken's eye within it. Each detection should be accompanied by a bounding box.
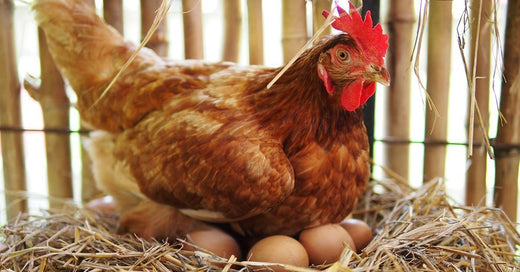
[335,49,350,63]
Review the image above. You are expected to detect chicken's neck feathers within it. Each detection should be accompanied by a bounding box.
[252,62,364,149]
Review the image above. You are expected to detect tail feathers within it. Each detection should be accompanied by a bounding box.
[33,0,166,131]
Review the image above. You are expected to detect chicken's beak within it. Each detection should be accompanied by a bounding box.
[366,65,390,86]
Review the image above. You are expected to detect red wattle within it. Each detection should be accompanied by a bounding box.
[341,80,363,111]
[341,80,376,111]
[360,82,375,105]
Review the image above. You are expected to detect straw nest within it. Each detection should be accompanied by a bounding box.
[1,178,519,271]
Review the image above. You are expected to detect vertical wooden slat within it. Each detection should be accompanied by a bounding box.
[383,0,415,181]
[104,0,124,34]
[182,0,204,59]
[312,0,331,39]
[282,0,307,63]
[493,0,520,222]
[222,0,242,62]
[25,29,73,209]
[0,0,27,220]
[466,0,492,206]
[247,0,263,65]
[423,0,453,181]
[141,0,169,57]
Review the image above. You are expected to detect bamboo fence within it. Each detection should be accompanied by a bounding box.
[24,28,73,210]
[247,0,263,65]
[494,0,520,222]
[423,0,452,182]
[141,0,169,57]
[466,0,492,207]
[182,0,204,59]
[222,0,242,62]
[282,0,307,63]
[0,0,26,221]
[0,0,519,240]
[382,0,414,181]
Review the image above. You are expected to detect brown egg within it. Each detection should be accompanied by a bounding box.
[185,226,242,260]
[340,219,373,252]
[247,235,309,271]
[85,195,117,214]
[299,224,355,265]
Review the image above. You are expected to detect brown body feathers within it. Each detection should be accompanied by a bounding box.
[33,0,391,238]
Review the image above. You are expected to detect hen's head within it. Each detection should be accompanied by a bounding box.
[318,3,389,111]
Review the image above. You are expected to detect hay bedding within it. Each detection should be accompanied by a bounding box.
[1,178,519,271]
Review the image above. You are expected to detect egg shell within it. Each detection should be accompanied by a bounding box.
[185,227,242,260]
[247,235,309,270]
[85,195,117,214]
[340,219,373,252]
[299,224,355,265]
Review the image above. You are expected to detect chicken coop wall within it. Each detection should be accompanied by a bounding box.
[1,0,519,225]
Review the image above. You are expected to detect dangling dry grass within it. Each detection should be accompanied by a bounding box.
[1,178,519,271]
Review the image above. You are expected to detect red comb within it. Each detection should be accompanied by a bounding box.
[322,1,388,66]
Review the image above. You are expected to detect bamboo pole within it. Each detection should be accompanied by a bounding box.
[312,0,331,39]
[466,0,492,206]
[247,0,263,65]
[0,0,27,221]
[141,0,169,57]
[423,0,453,181]
[182,0,204,59]
[25,29,73,209]
[104,0,124,34]
[222,0,242,62]
[383,0,415,181]
[493,0,520,222]
[281,0,307,63]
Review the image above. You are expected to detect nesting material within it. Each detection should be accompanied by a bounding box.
[1,178,519,271]
[347,178,520,271]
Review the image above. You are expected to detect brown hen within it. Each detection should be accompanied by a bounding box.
[32,0,389,239]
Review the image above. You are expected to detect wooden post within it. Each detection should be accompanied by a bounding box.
[0,0,27,221]
[247,0,263,65]
[25,29,73,210]
[104,0,124,34]
[222,0,242,62]
[312,0,331,39]
[494,0,520,222]
[281,0,307,63]
[466,0,492,206]
[182,0,204,59]
[383,0,415,181]
[423,0,453,181]
[141,0,169,57]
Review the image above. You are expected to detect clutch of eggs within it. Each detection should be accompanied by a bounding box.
[248,219,372,267]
